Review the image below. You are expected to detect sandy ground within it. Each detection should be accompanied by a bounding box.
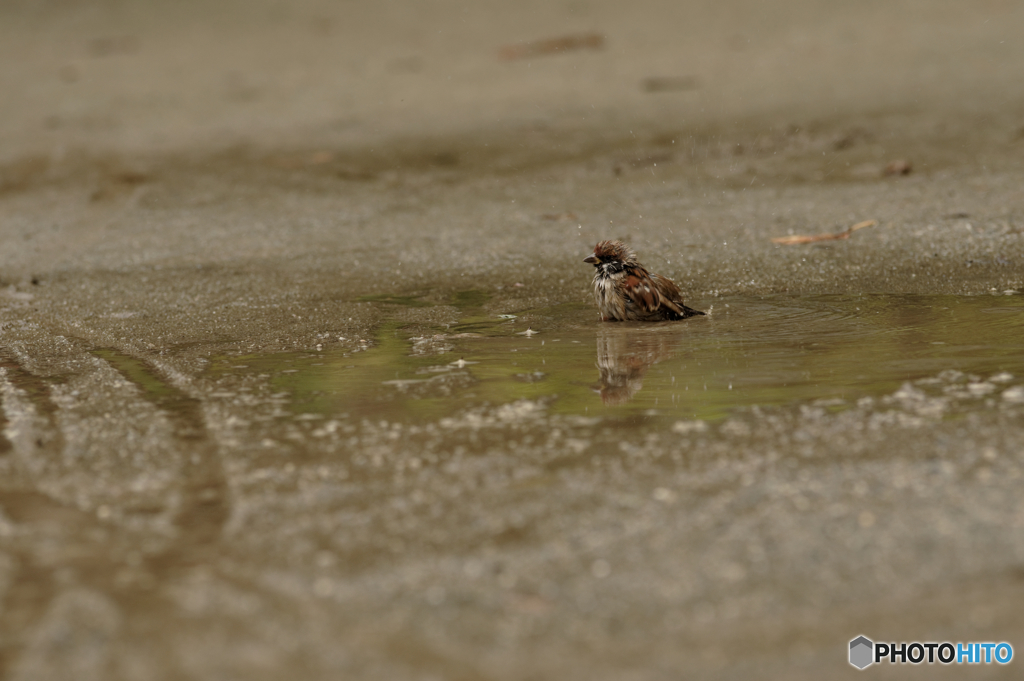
[2,1,1024,679]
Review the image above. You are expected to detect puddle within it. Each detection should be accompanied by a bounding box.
[207,294,1024,422]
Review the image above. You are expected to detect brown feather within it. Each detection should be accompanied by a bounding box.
[623,270,659,312]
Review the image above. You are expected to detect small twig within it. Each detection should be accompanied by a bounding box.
[499,33,605,61]
[771,219,878,245]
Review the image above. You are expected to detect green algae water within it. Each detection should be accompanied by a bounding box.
[206,294,1024,422]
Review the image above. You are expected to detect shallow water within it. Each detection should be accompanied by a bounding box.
[207,293,1024,423]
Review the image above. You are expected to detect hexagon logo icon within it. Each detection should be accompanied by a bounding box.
[849,636,874,669]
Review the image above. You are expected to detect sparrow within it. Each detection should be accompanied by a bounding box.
[584,240,705,321]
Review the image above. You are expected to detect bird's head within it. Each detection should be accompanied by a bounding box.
[584,240,637,268]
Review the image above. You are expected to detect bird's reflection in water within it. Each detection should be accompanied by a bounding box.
[595,325,684,406]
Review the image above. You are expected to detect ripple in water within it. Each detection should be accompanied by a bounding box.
[208,294,1024,421]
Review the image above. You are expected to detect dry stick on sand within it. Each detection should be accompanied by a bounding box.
[499,33,605,60]
[771,219,878,245]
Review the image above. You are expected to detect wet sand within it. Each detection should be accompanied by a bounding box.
[2,1,1024,679]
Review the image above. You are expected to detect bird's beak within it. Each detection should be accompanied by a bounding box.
[583,255,599,264]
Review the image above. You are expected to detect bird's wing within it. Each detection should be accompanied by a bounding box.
[623,270,669,314]
[650,273,681,299]
[623,269,690,317]
[650,274,687,315]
